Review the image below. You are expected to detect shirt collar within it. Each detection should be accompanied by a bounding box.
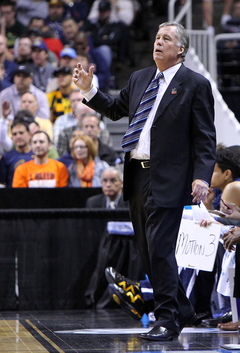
[156,62,182,85]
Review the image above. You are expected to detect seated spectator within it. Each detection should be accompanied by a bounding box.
[0,34,18,83]
[87,0,135,27]
[0,120,33,187]
[204,146,240,210]
[20,92,53,140]
[0,1,27,52]
[57,105,112,156]
[53,89,84,145]
[61,18,79,47]
[45,47,77,92]
[12,130,68,187]
[82,114,116,166]
[59,47,77,67]
[31,40,55,92]
[45,0,66,40]
[73,31,111,91]
[69,50,99,88]
[0,65,50,120]
[28,16,46,33]
[14,36,33,66]
[47,66,75,123]
[68,134,109,187]
[28,120,58,159]
[0,63,12,91]
[15,0,49,27]
[83,0,130,66]
[58,128,84,167]
[86,166,127,208]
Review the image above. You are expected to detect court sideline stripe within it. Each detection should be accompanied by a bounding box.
[26,319,66,353]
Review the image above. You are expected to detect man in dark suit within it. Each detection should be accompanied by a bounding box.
[86,166,127,209]
[73,21,216,340]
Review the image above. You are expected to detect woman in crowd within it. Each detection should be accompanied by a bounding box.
[68,134,109,187]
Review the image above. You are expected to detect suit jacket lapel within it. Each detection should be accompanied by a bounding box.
[154,64,186,123]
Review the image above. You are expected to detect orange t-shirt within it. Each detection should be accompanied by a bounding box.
[12,159,69,188]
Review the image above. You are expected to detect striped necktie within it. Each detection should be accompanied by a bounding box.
[121,72,164,153]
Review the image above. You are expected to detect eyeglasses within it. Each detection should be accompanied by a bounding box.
[102,178,120,184]
[73,145,87,150]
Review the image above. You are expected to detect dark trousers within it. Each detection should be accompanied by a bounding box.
[127,159,194,333]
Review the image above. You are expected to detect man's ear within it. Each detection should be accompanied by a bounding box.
[178,46,184,55]
[224,169,233,181]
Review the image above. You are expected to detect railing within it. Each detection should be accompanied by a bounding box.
[168,0,192,30]
[168,0,240,146]
[168,0,216,81]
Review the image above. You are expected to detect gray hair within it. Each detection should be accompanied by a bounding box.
[158,21,189,61]
[101,166,123,182]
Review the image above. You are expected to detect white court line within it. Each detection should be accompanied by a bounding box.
[54,327,238,335]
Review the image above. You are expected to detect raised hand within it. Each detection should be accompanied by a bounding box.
[73,63,95,93]
[2,100,11,119]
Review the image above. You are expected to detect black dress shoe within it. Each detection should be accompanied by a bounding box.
[193,310,212,326]
[140,326,179,341]
[201,311,232,328]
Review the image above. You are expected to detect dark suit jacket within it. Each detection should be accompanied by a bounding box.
[85,64,216,207]
[86,193,128,208]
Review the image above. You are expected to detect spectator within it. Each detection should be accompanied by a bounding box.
[83,0,130,66]
[86,166,126,208]
[82,114,116,166]
[45,47,77,93]
[0,65,50,120]
[12,130,68,187]
[28,120,59,159]
[53,89,84,145]
[68,134,109,187]
[14,36,33,66]
[61,18,79,46]
[15,0,49,28]
[58,128,84,167]
[0,120,33,187]
[28,17,45,33]
[59,47,77,67]
[73,31,110,91]
[31,39,55,92]
[0,1,27,51]
[87,0,135,27]
[45,0,66,39]
[47,65,75,123]
[69,50,99,88]
[20,92,53,140]
[57,105,112,156]
[57,102,95,156]
[0,34,18,83]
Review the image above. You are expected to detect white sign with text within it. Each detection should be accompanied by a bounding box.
[176,219,221,272]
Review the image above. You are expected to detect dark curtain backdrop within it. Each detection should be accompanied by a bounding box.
[0,189,134,310]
